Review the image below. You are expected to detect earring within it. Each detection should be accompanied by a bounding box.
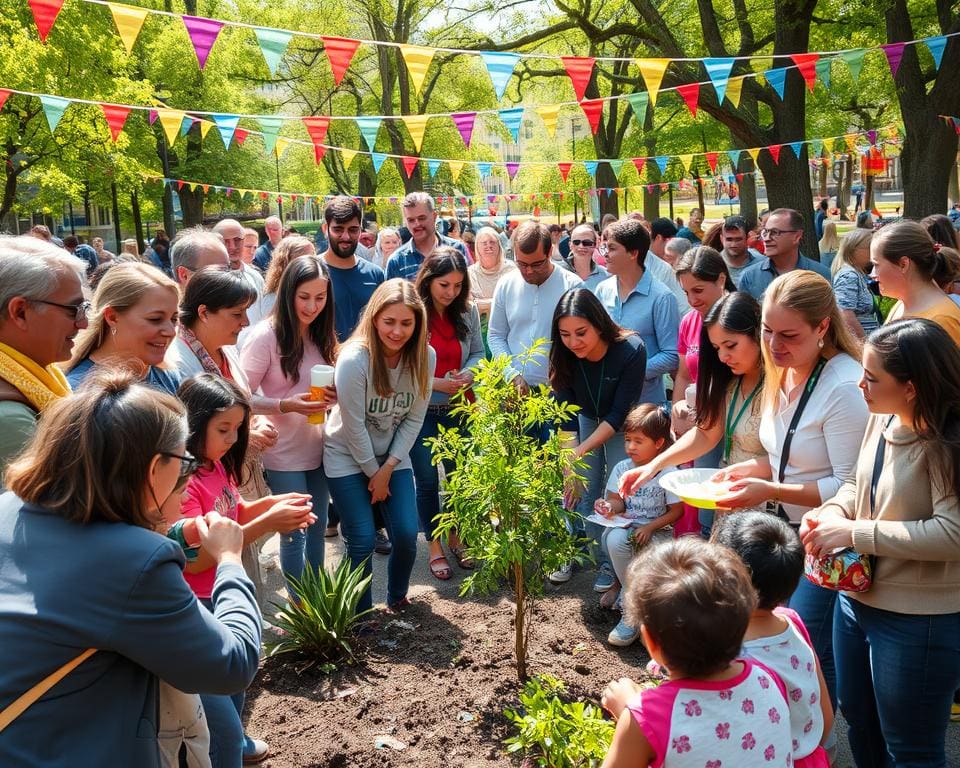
[817,338,824,349]
[111,326,117,336]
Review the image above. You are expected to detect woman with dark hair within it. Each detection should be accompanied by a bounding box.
[547,287,646,586]
[240,256,337,589]
[801,319,960,766]
[922,213,959,250]
[409,247,484,579]
[0,371,260,766]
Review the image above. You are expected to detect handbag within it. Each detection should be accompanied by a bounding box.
[0,648,96,733]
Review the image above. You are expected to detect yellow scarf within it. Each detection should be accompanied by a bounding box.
[0,342,70,412]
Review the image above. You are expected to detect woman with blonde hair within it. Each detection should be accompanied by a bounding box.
[831,229,877,339]
[374,227,402,270]
[66,262,181,394]
[241,235,316,344]
[468,226,517,356]
[818,220,840,268]
[323,278,434,613]
[715,270,869,728]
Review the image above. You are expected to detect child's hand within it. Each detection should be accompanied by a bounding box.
[630,524,654,548]
[267,498,316,533]
[601,678,643,720]
[594,499,616,518]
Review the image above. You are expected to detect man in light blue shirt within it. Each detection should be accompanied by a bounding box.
[594,218,679,406]
[386,192,467,281]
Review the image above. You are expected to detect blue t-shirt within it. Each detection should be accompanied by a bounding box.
[386,235,467,281]
[252,241,274,272]
[67,357,182,396]
[325,258,386,342]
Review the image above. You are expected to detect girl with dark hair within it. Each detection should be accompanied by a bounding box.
[801,319,960,766]
[922,213,959,250]
[410,247,484,579]
[547,287,646,587]
[239,256,338,591]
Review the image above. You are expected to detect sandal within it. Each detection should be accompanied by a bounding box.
[449,545,475,570]
[429,555,452,581]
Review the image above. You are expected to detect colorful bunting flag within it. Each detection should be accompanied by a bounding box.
[399,44,435,95]
[476,162,492,178]
[926,35,947,70]
[535,104,561,137]
[703,58,735,103]
[498,107,524,143]
[726,75,745,108]
[401,156,419,178]
[181,16,224,69]
[625,92,648,125]
[561,56,595,101]
[255,28,293,77]
[632,157,646,176]
[768,144,782,164]
[557,162,572,182]
[678,154,694,174]
[258,116,283,154]
[28,0,64,42]
[371,152,387,172]
[402,114,430,152]
[704,152,718,174]
[677,83,699,117]
[790,53,819,91]
[339,148,358,168]
[506,162,520,179]
[787,141,804,159]
[322,37,361,86]
[448,160,465,182]
[427,159,442,177]
[156,108,186,145]
[108,3,148,54]
[212,114,239,148]
[654,155,669,174]
[302,116,331,163]
[0,90,10,112]
[481,52,519,100]
[727,149,741,169]
[583,160,599,177]
[355,116,382,150]
[452,112,476,147]
[580,99,604,134]
[637,58,670,106]
[881,42,906,78]
[815,57,832,89]
[179,117,194,137]
[765,67,787,99]
[746,147,761,165]
[608,159,624,178]
[840,49,866,83]
[100,103,131,141]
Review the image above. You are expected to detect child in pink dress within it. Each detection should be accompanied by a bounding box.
[601,538,792,767]
[713,512,832,767]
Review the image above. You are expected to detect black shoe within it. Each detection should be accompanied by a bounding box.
[374,529,392,555]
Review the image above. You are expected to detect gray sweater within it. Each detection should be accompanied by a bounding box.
[323,343,435,478]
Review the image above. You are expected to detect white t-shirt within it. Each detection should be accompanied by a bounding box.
[607,460,680,524]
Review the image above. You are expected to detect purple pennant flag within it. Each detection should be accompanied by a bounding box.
[881,43,905,78]
[182,15,224,69]
[487,194,496,204]
[867,129,877,146]
[506,162,520,179]
[452,112,476,147]
[148,109,158,125]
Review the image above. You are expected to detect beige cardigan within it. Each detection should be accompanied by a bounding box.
[816,413,960,615]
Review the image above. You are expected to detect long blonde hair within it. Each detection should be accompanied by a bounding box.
[760,270,861,408]
[264,235,315,294]
[345,278,430,398]
[831,229,873,277]
[818,220,839,256]
[67,262,179,370]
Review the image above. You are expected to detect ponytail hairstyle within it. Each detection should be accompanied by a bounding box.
[177,374,250,486]
[921,214,959,250]
[872,219,953,286]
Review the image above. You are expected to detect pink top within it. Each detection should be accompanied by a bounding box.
[677,310,702,384]
[180,461,241,599]
[239,320,327,472]
[628,658,792,767]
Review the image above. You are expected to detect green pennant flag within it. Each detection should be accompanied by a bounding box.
[839,49,866,84]
[608,159,625,178]
[254,28,293,77]
[625,92,649,126]
[815,57,832,89]
[258,116,283,154]
[39,95,70,133]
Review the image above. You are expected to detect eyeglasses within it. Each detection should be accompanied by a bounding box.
[161,451,201,485]
[516,257,550,271]
[33,299,92,323]
[760,228,800,239]
[571,239,596,247]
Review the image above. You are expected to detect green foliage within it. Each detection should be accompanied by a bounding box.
[265,558,374,664]
[504,675,614,768]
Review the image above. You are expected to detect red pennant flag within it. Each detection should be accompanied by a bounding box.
[234,128,249,145]
[401,156,419,178]
[101,104,131,142]
[580,99,604,134]
[790,53,819,92]
[646,184,655,194]
[632,157,646,176]
[260,192,269,200]
[557,162,573,182]
[677,83,700,117]
[202,184,210,193]
[28,0,64,42]
[0,90,9,112]
[322,37,361,85]
[768,144,782,164]
[736,173,744,182]
[704,152,719,174]
[302,116,330,163]
[561,56,595,101]
[659,183,669,192]
[177,180,185,190]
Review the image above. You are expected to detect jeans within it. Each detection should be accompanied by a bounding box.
[834,594,960,768]
[575,415,626,570]
[265,467,330,591]
[327,469,418,612]
[788,576,838,712]
[409,408,458,541]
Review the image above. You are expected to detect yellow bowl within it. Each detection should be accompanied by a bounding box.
[658,468,731,510]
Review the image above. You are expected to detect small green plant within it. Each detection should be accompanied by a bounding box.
[505,675,614,768]
[265,558,374,663]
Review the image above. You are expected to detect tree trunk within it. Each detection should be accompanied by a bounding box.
[948,155,959,205]
[131,190,145,253]
[178,186,205,227]
[899,126,958,219]
[760,147,821,260]
[596,165,619,218]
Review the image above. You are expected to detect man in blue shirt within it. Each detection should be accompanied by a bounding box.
[738,208,831,300]
[386,192,467,281]
[252,215,283,272]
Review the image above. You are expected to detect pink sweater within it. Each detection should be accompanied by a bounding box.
[180,461,241,599]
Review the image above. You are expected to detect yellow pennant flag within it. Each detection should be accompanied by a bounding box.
[725,76,744,108]
[845,134,859,152]
[678,154,694,174]
[108,3,149,54]
[399,45,435,95]
[821,137,833,153]
[401,114,430,152]
[746,147,761,165]
[448,160,465,182]
[199,120,213,139]
[637,58,670,106]
[156,108,185,146]
[536,104,561,137]
[275,137,291,158]
[339,148,358,168]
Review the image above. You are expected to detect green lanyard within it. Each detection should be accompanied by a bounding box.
[723,375,762,463]
[578,358,606,416]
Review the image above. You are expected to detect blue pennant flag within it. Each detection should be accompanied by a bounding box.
[583,160,599,177]
[703,58,735,103]
[476,162,493,178]
[727,149,742,170]
[926,35,947,70]
[427,159,442,177]
[788,141,804,159]
[499,107,525,143]
[356,117,382,150]
[371,152,387,173]
[481,52,520,101]
[212,114,240,149]
[765,67,787,99]
[654,155,670,174]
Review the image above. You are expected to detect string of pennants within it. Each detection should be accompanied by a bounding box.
[939,115,960,134]
[0,88,900,183]
[24,0,954,115]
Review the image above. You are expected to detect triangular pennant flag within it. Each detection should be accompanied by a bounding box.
[654,155,669,174]
[840,49,866,84]
[498,107,524,143]
[632,157,646,176]
[108,3,148,54]
[506,162,520,180]
[198,119,213,139]
[452,112,476,147]
[476,162,493,178]
[38,95,70,133]
[726,75,745,108]
[448,160,465,182]
[822,137,833,153]
[179,117,194,138]
[321,36,361,86]
[583,160,599,177]
[148,109,158,125]
[881,43,906,78]
[401,156,419,178]
[157,108,185,145]
[678,154,694,174]
[787,141,804,159]
[790,53,819,91]
[254,28,293,77]
[727,149,741,169]
[535,104,561,137]
[765,67,787,99]
[0,90,10,112]
[339,148,358,168]
[181,16,224,69]
[401,114,429,152]
[28,0,64,42]
[557,162,573,182]
[399,44,435,95]
[845,134,859,152]
[866,129,877,146]
[811,139,823,156]
[704,152,719,174]
[703,58,735,103]
[768,144,782,164]
[561,56,595,101]
[746,147,761,165]
[355,116,382,150]
[481,52,519,100]
[302,116,331,163]
[609,159,625,178]
[211,114,239,149]
[625,91,649,125]
[427,159,442,177]
[371,152,387,173]
[926,35,947,70]
[676,83,700,117]
[815,57,832,89]
[236,129,249,144]
[637,59,670,106]
[100,104,131,142]
[258,116,283,154]
[580,99,604,134]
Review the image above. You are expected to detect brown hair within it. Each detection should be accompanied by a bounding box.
[264,235,315,295]
[873,219,952,284]
[5,370,187,529]
[622,403,673,448]
[674,245,735,292]
[512,220,551,258]
[622,537,756,677]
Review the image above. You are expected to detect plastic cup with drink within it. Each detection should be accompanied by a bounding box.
[308,364,335,425]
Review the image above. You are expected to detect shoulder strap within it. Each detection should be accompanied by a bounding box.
[870,417,894,517]
[0,649,96,733]
[777,357,827,483]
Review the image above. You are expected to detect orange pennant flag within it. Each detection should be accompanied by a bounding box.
[322,37,361,85]
[302,116,330,163]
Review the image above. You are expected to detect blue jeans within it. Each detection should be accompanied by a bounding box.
[788,576,838,712]
[834,594,960,767]
[265,467,329,590]
[575,415,626,570]
[327,469,418,613]
[409,408,458,541]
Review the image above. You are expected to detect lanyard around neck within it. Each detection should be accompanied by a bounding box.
[723,375,762,463]
[578,358,606,416]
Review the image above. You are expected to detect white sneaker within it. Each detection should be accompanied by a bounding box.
[548,562,573,584]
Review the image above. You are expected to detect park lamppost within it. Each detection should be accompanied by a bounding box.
[275,151,284,222]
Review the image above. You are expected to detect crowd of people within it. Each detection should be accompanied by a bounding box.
[0,193,959,768]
